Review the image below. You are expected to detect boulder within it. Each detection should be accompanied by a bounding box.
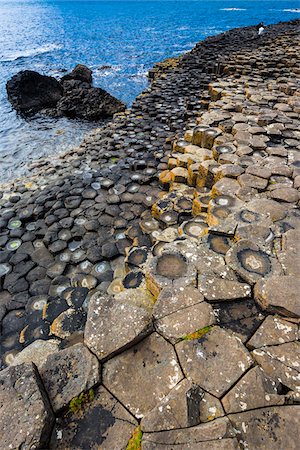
[6,70,63,113]
[0,363,54,449]
[61,64,92,84]
[56,86,126,120]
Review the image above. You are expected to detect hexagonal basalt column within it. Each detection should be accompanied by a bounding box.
[103,333,183,418]
[145,251,197,299]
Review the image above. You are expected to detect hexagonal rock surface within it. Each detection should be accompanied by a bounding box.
[153,286,204,320]
[247,315,299,349]
[228,406,300,450]
[40,343,100,412]
[0,363,54,450]
[84,292,153,361]
[254,276,300,317]
[145,251,197,298]
[225,239,281,285]
[142,417,239,450]
[277,229,300,276]
[11,339,60,368]
[198,276,251,301]
[49,385,137,450]
[155,300,215,343]
[102,332,183,418]
[222,366,284,414]
[252,342,300,392]
[141,379,224,432]
[176,327,253,397]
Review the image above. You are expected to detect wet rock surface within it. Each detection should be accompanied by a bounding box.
[0,19,300,448]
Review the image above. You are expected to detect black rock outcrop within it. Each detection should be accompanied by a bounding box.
[6,70,63,114]
[6,64,126,120]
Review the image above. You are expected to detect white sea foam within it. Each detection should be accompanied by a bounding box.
[283,9,300,13]
[220,8,247,11]
[93,65,122,77]
[1,43,61,62]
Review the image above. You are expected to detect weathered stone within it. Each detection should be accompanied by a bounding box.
[247,315,299,349]
[222,366,284,413]
[228,406,300,450]
[155,300,215,343]
[252,342,300,392]
[153,286,204,320]
[11,339,60,368]
[254,275,300,317]
[50,385,136,450]
[269,187,299,202]
[50,308,86,339]
[176,327,253,397]
[141,379,224,432]
[198,276,251,301]
[225,239,281,285]
[0,363,54,449]
[277,228,300,276]
[103,332,183,417]
[142,417,238,449]
[84,292,152,361]
[40,343,100,412]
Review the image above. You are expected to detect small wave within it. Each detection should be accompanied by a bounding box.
[0,43,61,62]
[283,9,300,13]
[220,8,247,11]
[93,65,122,77]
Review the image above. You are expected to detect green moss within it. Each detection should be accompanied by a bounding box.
[69,388,95,414]
[178,325,213,342]
[126,426,143,450]
[110,157,119,163]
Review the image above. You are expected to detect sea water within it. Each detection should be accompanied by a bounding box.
[0,0,299,180]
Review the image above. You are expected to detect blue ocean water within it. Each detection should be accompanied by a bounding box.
[0,0,299,180]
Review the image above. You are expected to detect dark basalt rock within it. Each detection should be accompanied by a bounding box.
[61,64,93,85]
[6,70,63,114]
[57,86,125,120]
[7,65,126,120]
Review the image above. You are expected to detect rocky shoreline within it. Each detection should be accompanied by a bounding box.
[0,20,300,449]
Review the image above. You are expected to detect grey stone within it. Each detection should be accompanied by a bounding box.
[198,276,251,301]
[252,342,300,392]
[153,286,204,320]
[176,327,253,397]
[103,332,183,418]
[84,292,152,361]
[222,366,284,413]
[247,315,299,349]
[161,300,216,338]
[228,406,300,449]
[50,385,136,450]
[142,417,238,449]
[141,379,224,432]
[0,363,54,449]
[254,276,300,317]
[277,228,300,276]
[11,339,60,368]
[40,343,100,412]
